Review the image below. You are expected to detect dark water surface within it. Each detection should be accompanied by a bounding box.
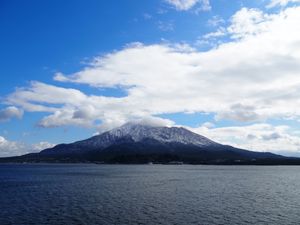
[0,164,300,225]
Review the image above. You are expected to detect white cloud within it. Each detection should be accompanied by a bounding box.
[190,123,300,156]
[164,0,210,11]
[200,8,270,44]
[215,103,266,122]
[0,106,23,122]
[157,21,174,31]
[227,7,272,39]
[4,6,300,153]
[207,15,225,27]
[143,13,152,20]
[201,122,215,128]
[267,0,300,8]
[127,117,175,127]
[202,27,226,39]
[194,0,211,12]
[97,116,175,132]
[204,7,288,40]
[0,136,54,157]
[32,141,55,151]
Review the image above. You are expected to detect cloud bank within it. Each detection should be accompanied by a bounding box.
[191,123,300,155]
[0,136,54,157]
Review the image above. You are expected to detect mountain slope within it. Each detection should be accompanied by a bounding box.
[1,123,298,164]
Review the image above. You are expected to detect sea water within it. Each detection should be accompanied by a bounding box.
[0,164,299,225]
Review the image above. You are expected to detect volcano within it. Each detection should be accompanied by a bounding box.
[1,123,299,165]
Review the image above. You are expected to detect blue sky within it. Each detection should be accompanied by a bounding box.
[1,0,300,156]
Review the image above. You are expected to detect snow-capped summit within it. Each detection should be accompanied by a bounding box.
[107,122,218,147]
